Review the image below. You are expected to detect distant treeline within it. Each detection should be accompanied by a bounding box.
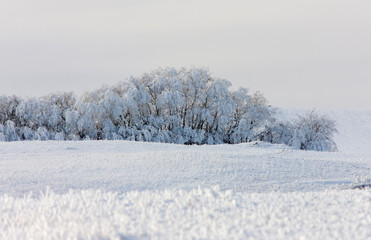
[0,67,337,151]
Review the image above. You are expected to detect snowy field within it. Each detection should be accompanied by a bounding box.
[0,109,370,239]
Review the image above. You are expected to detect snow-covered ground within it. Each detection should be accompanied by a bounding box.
[1,188,369,239]
[0,109,370,239]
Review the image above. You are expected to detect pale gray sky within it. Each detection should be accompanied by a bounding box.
[0,0,370,109]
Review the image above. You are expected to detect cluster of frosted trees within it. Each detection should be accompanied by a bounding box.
[0,67,337,151]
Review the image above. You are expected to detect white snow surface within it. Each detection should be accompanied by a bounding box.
[0,108,370,239]
[1,188,370,240]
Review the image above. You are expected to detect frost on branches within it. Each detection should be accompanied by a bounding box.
[290,111,338,151]
[260,111,338,151]
[0,67,337,151]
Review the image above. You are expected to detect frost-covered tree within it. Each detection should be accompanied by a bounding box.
[261,110,338,152]
[64,109,80,140]
[259,121,293,145]
[34,127,50,141]
[3,120,19,141]
[229,89,273,144]
[19,126,35,140]
[0,95,21,125]
[75,92,106,140]
[291,111,337,151]
[15,98,46,131]
[42,92,76,135]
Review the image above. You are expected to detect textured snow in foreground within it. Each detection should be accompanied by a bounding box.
[0,109,370,239]
[1,188,370,240]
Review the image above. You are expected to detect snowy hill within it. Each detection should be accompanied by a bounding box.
[0,109,370,239]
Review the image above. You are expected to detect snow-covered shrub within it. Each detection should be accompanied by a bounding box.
[4,120,19,141]
[67,134,80,141]
[54,132,65,141]
[35,127,50,141]
[43,92,77,134]
[261,111,338,152]
[0,95,21,125]
[75,96,105,140]
[65,110,80,135]
[259,121,293,145]
[229,90,274,144]
[19,126,35,140]
[16,98,45,130]
[290,111,337,151]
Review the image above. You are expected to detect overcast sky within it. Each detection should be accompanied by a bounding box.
[0,0,370,109]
